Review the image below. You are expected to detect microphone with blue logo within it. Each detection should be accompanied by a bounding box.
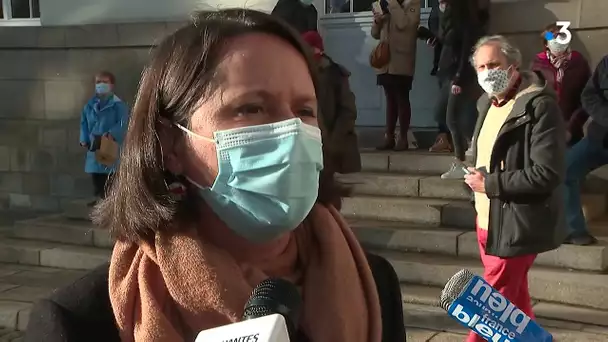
[440,269,553,342]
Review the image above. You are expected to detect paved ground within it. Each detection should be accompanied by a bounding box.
[0,262,87,337]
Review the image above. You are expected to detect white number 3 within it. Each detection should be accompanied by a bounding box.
[555,21,572,45]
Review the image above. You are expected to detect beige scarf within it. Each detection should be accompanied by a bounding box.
[109,204,382,342]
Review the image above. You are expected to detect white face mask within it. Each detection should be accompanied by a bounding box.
[477,67,513,96]
[439,3,447,12]
[547,39,569,55]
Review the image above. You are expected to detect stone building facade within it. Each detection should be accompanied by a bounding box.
[1,0,608,211]
[0,23,179,211]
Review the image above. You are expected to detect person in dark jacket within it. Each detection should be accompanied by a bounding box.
[465,35,566,342]
[563,55,608,245]
[25,255,405,342]
[427,0,483,161]
[301,31,362,175]
[531,23,591,146]
[271,0,318,33]
[417,0,451,152]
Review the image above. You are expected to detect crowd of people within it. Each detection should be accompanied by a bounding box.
[24,0,608,341]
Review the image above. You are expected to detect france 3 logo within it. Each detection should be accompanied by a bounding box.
[545,21,572,45]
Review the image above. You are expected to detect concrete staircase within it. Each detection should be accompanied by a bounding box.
[0,206,108,332]
[339,149,608,334]
[1,149,608,338]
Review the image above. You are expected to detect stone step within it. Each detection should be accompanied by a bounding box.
[360,150,455,175]
[338,172,470,200]
[401,283,608,328]
[0,238,110,271]
[359,149,608,194]
[63,198,93,221]
[377,250,608,310]
[353,219,608,271]
[342,196,475,229]
[339,172,608,218]
[11,215,111,248]
[0,263,88,331]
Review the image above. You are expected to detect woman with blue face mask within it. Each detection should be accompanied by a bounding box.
[78,71,129,206]
[24,9,406,342]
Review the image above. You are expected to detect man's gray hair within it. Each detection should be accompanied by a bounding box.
[470,35,522,68]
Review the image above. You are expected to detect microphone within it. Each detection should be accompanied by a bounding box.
[440,269,552,342]
[196,278,301,342]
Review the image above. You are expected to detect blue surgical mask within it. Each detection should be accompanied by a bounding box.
[177,118,324,243]
[95,83,111,95]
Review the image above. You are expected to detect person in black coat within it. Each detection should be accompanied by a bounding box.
[271,0,318,33]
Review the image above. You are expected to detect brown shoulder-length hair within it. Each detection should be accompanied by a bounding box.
[92,9,340,243]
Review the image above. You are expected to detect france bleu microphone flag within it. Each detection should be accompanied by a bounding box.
[440,269,553,342]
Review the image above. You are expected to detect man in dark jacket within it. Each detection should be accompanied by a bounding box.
[464,35,566,342]
[271,0,318,33]
[563,55,608,245]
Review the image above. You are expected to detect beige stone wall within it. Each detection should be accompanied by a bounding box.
[0,22,183,211]
[0,1,606,211]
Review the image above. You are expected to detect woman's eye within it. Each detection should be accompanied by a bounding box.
[297,108,316,117]
[235,104,264,116]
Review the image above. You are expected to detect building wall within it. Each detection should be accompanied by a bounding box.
[1,0,607,210]
[0,22,179,211]
[319,0,608,130]
[39,0,279,26]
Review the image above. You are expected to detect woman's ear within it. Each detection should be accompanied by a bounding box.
[157,119,184,175]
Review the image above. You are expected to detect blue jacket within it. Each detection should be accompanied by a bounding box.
[79,95,129,174]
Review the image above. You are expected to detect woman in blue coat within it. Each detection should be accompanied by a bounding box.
[79,71,129,205]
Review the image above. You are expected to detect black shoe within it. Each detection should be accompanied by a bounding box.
[430,66,438,76]
[563,233,598,246]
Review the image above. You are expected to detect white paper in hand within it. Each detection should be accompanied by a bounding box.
[195,314,290,342]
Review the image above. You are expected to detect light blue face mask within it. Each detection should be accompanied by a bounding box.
[178,118,324,243]
[95,83,111,95]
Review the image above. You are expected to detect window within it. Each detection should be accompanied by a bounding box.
[325,0,435,15]
[1,0,41,25]
[325,0,439,14]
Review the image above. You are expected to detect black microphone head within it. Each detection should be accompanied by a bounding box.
[439,269,475,311]
[243,278,301,334]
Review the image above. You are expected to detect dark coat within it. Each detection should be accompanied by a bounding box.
[25,253,405,342]
[472,71,567,257]
[271,0,318,34]
[437,0,483,86]
[317,55,361,174]
[582,55,608,145]
[530,51,592,144]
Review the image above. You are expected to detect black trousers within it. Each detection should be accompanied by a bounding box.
[91,173,110,198]
[434,78,478,160]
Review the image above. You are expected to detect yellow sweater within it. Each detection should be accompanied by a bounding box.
[475,81,542,230]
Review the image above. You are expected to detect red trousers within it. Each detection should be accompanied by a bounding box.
[466,225,537,342]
